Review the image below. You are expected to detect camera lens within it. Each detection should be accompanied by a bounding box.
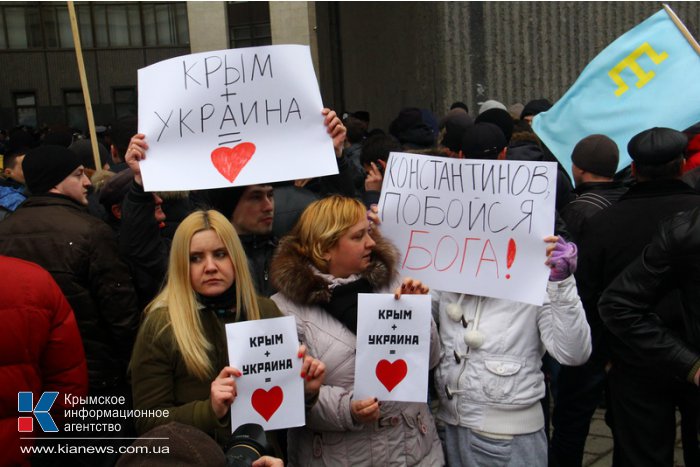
[224,424,269,467]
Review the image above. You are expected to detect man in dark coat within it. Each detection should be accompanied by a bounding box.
[551,134,627,465]
[204,183,278,297]
[558,128,700,467]
[0,145,139,390]
[598,206,700,395]
[560,134,628,242]
[0,145,140,465]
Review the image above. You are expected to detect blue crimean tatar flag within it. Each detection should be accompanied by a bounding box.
[533,8,700,176]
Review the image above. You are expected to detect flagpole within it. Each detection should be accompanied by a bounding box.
[67,1,101,171]
[663,3,700,56]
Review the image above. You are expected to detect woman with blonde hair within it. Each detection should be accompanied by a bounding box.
[271,195,444,466]
[130,209,324,447]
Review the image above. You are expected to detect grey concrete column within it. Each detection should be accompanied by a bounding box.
[187,2,229,53]
[269,2,319,80]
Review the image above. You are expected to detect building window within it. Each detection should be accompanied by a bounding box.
[14,92,37,128]
[228,2,271,48]
[92,3,145,47]
[64,90,86,131]
[76,4,92,48]
[2,5,42,49]
[142,2,188,46]
[113,87,137,119]
[0,2,189,50]
[0,8,4,49]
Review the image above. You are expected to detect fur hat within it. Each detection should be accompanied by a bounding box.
[22,145,82,194]
[508,103,525,121]
[461,122,507,160]
[571,134,619,178]
[627,127,688,165]
[520,99,552,120]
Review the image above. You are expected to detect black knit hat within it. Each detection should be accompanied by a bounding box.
[627,127,688,165]
[475,108,515,141]
[22,145,82,194]
[571,134,619,178]
[203,185,247,218]
[461,122,507,160]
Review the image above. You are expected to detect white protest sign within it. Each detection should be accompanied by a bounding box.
[137,44,338,191]
[378,153,557,306]
[354,294,431,402]
[226,316,304,431]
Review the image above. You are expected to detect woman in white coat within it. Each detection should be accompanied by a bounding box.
[270,195,444,466]
[433,236,591,466]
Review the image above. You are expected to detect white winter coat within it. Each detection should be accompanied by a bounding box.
[433,276,591,435]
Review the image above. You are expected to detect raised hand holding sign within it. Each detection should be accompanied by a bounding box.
[137,45,338,192]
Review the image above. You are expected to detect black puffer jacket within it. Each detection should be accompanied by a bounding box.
[599,207,700,383]
[119,181,171,311]
[0,194,140,389]
[239,233,278,297]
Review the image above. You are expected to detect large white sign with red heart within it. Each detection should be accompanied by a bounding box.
[137,44,338,191]
[225,316,304,431]
[354,294,432,402]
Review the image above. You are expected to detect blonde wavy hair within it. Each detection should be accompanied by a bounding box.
[144,209,261,380]
[291,195,367,272]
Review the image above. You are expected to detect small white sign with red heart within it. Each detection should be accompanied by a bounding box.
[225,316,305,431]
[354,294,432,402]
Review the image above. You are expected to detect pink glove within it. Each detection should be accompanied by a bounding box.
[547,237,577,281]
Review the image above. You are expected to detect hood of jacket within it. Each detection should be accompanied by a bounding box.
[271,230,398,306]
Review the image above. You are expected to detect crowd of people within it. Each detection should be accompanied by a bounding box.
[1,100,699,467]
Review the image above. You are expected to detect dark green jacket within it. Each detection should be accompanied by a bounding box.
[130,296,282,445]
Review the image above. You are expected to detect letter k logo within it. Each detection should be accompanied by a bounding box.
[18,392,58,432]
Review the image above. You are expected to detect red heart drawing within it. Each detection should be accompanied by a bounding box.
[251,386,283,422]
[210,142,256,183]
[375,359,408,392]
